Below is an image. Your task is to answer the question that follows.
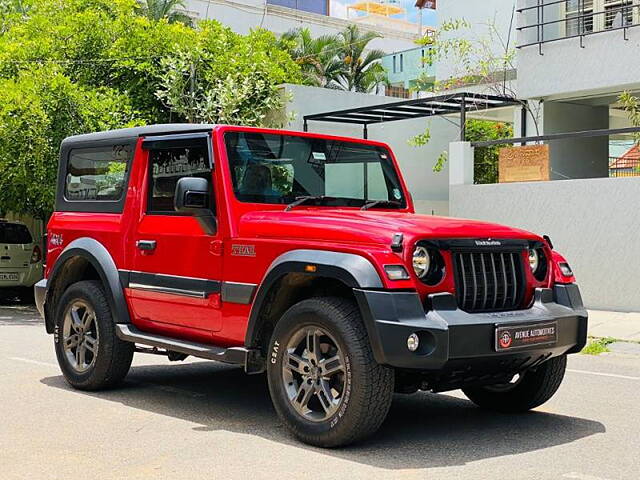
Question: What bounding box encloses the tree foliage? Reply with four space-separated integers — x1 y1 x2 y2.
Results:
282 25 388 93
0 0 301 218
0 66 140 219
136 0 193 25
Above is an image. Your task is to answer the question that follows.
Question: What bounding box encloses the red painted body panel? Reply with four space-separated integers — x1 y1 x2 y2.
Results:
46 125 573 347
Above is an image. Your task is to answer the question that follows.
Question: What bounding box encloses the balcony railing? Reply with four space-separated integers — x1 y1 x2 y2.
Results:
517 0 640 53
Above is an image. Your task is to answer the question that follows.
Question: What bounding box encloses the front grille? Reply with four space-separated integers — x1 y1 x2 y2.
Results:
452 250 525 313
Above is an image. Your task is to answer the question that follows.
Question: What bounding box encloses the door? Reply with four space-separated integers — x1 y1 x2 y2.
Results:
126 133 223 333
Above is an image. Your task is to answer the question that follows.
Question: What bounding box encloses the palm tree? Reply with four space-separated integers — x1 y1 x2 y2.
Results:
280 28 345 88
335 25 388 93
137 0 193 25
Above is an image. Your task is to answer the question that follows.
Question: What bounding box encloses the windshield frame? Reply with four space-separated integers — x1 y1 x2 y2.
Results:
219 127 412 211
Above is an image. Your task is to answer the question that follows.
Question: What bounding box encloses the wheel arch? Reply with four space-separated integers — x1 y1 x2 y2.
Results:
44 238 130 334
244 249 383 351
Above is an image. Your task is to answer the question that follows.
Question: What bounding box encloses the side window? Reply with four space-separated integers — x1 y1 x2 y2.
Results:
65 145 131 201
147 144 212 214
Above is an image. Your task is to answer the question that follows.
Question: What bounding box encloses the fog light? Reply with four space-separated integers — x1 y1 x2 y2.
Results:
407 333 420 352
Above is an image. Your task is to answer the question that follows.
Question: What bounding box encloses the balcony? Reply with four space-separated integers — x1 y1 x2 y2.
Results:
518 0 640 51
516 0 640 100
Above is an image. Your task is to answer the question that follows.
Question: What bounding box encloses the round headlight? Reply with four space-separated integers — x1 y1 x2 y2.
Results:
528 248 539 273
412 246 430 278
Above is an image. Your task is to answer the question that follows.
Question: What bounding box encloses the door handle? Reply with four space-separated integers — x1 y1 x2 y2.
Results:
136 240 157 252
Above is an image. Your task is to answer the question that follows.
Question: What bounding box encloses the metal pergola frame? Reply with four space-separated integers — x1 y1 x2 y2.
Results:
303 92 523 141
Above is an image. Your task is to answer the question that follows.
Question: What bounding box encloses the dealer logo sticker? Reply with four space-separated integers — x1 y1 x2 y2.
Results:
498 331 513 349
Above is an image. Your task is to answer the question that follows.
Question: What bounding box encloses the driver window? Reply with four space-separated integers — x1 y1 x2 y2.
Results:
147 144 213 214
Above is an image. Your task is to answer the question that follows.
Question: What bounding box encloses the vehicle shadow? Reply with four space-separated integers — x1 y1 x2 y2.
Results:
41 360 605 470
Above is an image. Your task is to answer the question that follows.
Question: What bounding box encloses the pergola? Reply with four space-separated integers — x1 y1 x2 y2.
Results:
303 92 523 141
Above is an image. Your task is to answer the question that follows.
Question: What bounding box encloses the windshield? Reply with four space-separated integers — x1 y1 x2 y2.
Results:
0 223 33 244
225 132 406 208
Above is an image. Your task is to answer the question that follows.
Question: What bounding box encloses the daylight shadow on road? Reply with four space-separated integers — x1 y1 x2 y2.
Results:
41 360 605 469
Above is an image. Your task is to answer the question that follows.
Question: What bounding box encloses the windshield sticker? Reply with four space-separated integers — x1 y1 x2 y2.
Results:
392 188 402 200
380 153 388 159
312 152 326 161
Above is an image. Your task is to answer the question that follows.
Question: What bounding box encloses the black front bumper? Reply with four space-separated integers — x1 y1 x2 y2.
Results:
354 284 588 375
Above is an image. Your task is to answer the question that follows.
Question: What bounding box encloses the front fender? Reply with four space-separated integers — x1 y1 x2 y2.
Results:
244 249 384 347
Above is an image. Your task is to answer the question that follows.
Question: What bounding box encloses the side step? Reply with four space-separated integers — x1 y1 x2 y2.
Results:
115 324 265 374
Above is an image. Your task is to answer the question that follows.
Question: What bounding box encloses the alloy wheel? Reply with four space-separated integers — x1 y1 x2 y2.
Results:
62 300 99 373
282 326 346 422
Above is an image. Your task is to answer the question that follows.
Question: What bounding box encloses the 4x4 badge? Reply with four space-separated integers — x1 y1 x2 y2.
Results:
231 244 256 257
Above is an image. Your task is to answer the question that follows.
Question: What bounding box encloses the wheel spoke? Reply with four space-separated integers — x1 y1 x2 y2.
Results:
64 334 79 351
74 344 82 367
316 380 337 415
320 354 344 377
293 382 315 414
285 352 309 375
70 308 83 333
81 310 94 331
84 335 98 354
306 330 321 362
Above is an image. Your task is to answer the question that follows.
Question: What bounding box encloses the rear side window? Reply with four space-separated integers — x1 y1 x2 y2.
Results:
0 223 33 244
64 145 132 202
147 144 211 213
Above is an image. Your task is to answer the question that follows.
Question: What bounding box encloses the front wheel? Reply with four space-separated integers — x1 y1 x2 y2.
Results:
54 280 134 391
462 355 567 413
267 297 394 448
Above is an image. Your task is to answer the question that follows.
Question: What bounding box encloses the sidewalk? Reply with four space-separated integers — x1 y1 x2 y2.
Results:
587 310 640 342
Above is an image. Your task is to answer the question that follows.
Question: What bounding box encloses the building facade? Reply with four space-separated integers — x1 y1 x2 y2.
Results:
183 0 426 53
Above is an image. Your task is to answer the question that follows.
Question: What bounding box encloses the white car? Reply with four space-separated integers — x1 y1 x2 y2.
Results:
0 220 43 302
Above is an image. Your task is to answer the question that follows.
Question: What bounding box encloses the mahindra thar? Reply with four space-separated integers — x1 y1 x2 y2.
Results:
36 124 587 447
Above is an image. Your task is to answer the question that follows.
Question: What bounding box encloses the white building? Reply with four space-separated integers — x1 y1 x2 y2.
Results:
183 0 427 53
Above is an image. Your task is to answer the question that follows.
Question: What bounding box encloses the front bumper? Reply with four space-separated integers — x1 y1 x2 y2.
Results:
355 284 587 378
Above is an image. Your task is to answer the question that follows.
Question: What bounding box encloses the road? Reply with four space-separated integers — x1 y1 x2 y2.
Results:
1 304 639 480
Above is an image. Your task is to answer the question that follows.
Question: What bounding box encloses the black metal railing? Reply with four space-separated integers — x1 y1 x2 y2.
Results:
517 0 640 53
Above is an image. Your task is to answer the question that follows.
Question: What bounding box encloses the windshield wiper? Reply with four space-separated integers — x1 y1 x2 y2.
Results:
360 199 402 211
285 195 326 212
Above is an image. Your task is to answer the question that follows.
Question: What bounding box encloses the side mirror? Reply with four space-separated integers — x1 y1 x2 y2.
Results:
174 177 217 235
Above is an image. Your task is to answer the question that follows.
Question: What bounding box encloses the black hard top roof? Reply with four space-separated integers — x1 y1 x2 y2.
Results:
61 124 218 146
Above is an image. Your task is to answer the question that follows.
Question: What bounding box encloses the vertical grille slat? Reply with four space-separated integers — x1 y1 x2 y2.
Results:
453 249 525 313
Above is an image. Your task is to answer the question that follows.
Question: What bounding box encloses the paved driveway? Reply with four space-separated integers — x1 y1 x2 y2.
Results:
1 305 638 480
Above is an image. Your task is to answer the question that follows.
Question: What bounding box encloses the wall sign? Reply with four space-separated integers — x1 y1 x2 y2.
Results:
499 145 550 183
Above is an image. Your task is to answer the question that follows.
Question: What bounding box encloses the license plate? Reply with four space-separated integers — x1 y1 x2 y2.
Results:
0 273 19 281
495 322 557 351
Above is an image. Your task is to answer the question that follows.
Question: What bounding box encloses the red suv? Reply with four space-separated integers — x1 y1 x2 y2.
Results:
35 124 587 447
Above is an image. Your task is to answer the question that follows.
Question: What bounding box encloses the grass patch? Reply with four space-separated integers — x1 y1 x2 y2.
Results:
581 337 616 355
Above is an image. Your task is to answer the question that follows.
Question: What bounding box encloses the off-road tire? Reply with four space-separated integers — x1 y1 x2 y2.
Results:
267 297 394 448
54 280 134 390
462 355 567 413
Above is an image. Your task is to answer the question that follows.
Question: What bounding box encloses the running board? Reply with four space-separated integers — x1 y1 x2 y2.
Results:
115 324 265 374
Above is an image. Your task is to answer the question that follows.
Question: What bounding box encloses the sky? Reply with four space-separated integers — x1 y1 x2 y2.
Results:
330 0 437 26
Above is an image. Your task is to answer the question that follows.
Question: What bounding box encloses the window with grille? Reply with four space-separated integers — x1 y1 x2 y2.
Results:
565 0 637 35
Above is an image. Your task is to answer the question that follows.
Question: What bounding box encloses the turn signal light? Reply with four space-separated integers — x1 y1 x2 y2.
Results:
384 265 410 281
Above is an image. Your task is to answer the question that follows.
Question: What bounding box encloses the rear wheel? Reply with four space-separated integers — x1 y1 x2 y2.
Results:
54 280 134 390
462 355 567 413
267 297 394 448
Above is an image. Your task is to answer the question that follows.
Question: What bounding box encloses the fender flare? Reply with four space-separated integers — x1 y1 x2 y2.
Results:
45 237 131 333
244 249 383 347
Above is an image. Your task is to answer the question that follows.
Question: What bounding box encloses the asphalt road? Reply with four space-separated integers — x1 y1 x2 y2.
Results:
1 304 639 480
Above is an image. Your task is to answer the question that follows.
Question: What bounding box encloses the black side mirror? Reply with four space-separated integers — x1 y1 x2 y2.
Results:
174 177 217 235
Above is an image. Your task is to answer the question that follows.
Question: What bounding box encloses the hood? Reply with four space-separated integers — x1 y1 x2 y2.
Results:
237 209 541 247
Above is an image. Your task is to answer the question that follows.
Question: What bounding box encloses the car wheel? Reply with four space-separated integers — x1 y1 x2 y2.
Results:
54 280 134 391
462 355 567 413
267 297 394 447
